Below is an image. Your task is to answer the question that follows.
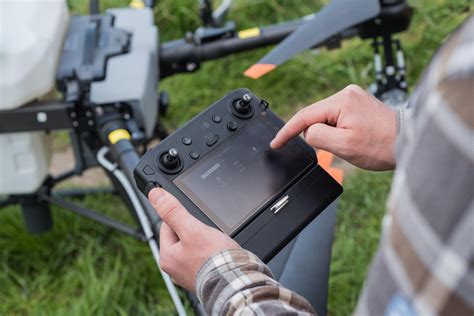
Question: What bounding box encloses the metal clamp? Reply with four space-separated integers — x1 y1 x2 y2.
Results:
271 195 290 214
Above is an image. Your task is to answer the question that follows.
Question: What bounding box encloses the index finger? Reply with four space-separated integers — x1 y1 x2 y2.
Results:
270 93 341 149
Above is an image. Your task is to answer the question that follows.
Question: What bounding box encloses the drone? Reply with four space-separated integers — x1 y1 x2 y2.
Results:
0 0 412 315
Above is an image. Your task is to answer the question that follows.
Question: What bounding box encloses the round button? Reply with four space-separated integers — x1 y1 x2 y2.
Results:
212 115 222 123
189 151 200 160
182 137 192 145
227 121 238 131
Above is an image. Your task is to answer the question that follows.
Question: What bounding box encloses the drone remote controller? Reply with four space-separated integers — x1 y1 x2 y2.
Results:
134 89 342 262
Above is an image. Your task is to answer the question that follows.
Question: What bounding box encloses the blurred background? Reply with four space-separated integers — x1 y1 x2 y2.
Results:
0 0 471 315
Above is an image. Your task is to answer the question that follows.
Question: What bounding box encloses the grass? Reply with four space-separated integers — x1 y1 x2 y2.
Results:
1 0 471 315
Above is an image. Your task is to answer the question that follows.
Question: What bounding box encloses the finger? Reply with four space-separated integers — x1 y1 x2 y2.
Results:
160 222 179 248
149 188 199 238
304 123 348 157
270 94 342 149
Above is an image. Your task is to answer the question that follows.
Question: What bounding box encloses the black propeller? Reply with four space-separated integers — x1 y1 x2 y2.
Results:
244 0 382 79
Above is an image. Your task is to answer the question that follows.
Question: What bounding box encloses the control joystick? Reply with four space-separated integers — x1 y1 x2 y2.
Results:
231 93 254 118
160 148 181 172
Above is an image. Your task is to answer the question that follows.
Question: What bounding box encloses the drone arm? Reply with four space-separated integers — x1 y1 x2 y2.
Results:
159 16 358 78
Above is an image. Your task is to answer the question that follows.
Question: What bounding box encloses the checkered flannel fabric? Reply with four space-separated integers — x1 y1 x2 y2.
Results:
196 248 315 315
196 17 474 316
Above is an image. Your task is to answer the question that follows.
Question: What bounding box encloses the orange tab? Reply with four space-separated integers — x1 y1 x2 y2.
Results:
316 150 343 184
317 150 334 169
244 64 276 79
328 167 344 185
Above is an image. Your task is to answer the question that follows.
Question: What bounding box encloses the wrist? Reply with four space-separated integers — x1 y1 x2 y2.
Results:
196 248 272 310
395 107 414 136
196 248 263 295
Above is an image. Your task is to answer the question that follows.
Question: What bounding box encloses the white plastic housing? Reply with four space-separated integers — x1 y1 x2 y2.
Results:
0 133 52 194
0 0 69 110
0 0 68 194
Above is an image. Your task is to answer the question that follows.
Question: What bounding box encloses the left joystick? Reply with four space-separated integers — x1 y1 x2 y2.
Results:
161 148 180 169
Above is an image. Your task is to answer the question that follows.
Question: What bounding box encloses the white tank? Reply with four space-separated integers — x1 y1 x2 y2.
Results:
0 0 69 194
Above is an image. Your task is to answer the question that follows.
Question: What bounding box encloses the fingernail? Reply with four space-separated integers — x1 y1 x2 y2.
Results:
149 188 166 206
269 139 277 148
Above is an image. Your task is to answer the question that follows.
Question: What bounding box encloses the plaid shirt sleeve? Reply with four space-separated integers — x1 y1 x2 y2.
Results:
356 17 474 315
196 17 474 316
196 248 316 315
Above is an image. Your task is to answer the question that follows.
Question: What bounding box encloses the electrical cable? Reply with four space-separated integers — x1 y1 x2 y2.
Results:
97 147 187 316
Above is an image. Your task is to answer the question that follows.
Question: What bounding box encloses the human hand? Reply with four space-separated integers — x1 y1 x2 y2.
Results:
148 188 240 292
270 85 397 171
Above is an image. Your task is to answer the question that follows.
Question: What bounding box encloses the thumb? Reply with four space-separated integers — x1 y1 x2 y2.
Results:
304 123 348 157
148 188 199 238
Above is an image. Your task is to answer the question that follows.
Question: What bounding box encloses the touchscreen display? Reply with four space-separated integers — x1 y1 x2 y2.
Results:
173 117 313 235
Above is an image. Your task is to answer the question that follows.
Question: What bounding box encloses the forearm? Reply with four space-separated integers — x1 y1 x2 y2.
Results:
196 248 316 315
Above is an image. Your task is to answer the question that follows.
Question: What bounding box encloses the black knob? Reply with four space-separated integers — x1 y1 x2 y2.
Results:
162 148 180 169
233 93 252 114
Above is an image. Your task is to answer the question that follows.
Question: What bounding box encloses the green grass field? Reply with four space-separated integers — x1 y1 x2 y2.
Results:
0 0 471 315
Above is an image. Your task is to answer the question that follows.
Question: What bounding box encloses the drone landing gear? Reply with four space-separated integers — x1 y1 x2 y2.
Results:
21 197 52 234
370 34 409 107
0 194 53 234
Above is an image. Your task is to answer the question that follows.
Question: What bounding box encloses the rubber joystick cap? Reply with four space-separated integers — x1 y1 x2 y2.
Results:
162 148 180 169
234 93 252 115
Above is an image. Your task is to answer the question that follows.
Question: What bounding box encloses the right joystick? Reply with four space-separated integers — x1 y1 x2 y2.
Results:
161 148 180 169
231 93 254 119
234 93 252 115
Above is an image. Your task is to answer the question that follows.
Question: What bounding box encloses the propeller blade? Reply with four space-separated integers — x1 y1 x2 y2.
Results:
244 0 381 79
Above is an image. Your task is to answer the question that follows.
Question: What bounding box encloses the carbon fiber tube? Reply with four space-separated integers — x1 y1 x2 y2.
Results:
159 16 358 78
159 17 310 77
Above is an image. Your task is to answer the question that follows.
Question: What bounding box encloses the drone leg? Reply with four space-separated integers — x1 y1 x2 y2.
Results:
395 39 408 91
20 196 53 234
371 38 385 97
370 35 409 106
382 34 398 92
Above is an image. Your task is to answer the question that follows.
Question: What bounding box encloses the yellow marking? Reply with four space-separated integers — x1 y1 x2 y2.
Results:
238 28 260 39
129 0 145 9
108 129 131 144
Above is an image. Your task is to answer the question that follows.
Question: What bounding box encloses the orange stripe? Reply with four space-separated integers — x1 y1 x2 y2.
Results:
244 64 276 79
317 150 334 169
327 167 344 185
317 150 344 184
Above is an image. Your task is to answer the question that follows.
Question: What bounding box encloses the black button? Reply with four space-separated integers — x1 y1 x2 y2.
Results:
205 134 219 146
212 115 222 123
144 181 162 197
227 121 238 131
189 151 200 160
143 165 155 175
182 137 192 145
